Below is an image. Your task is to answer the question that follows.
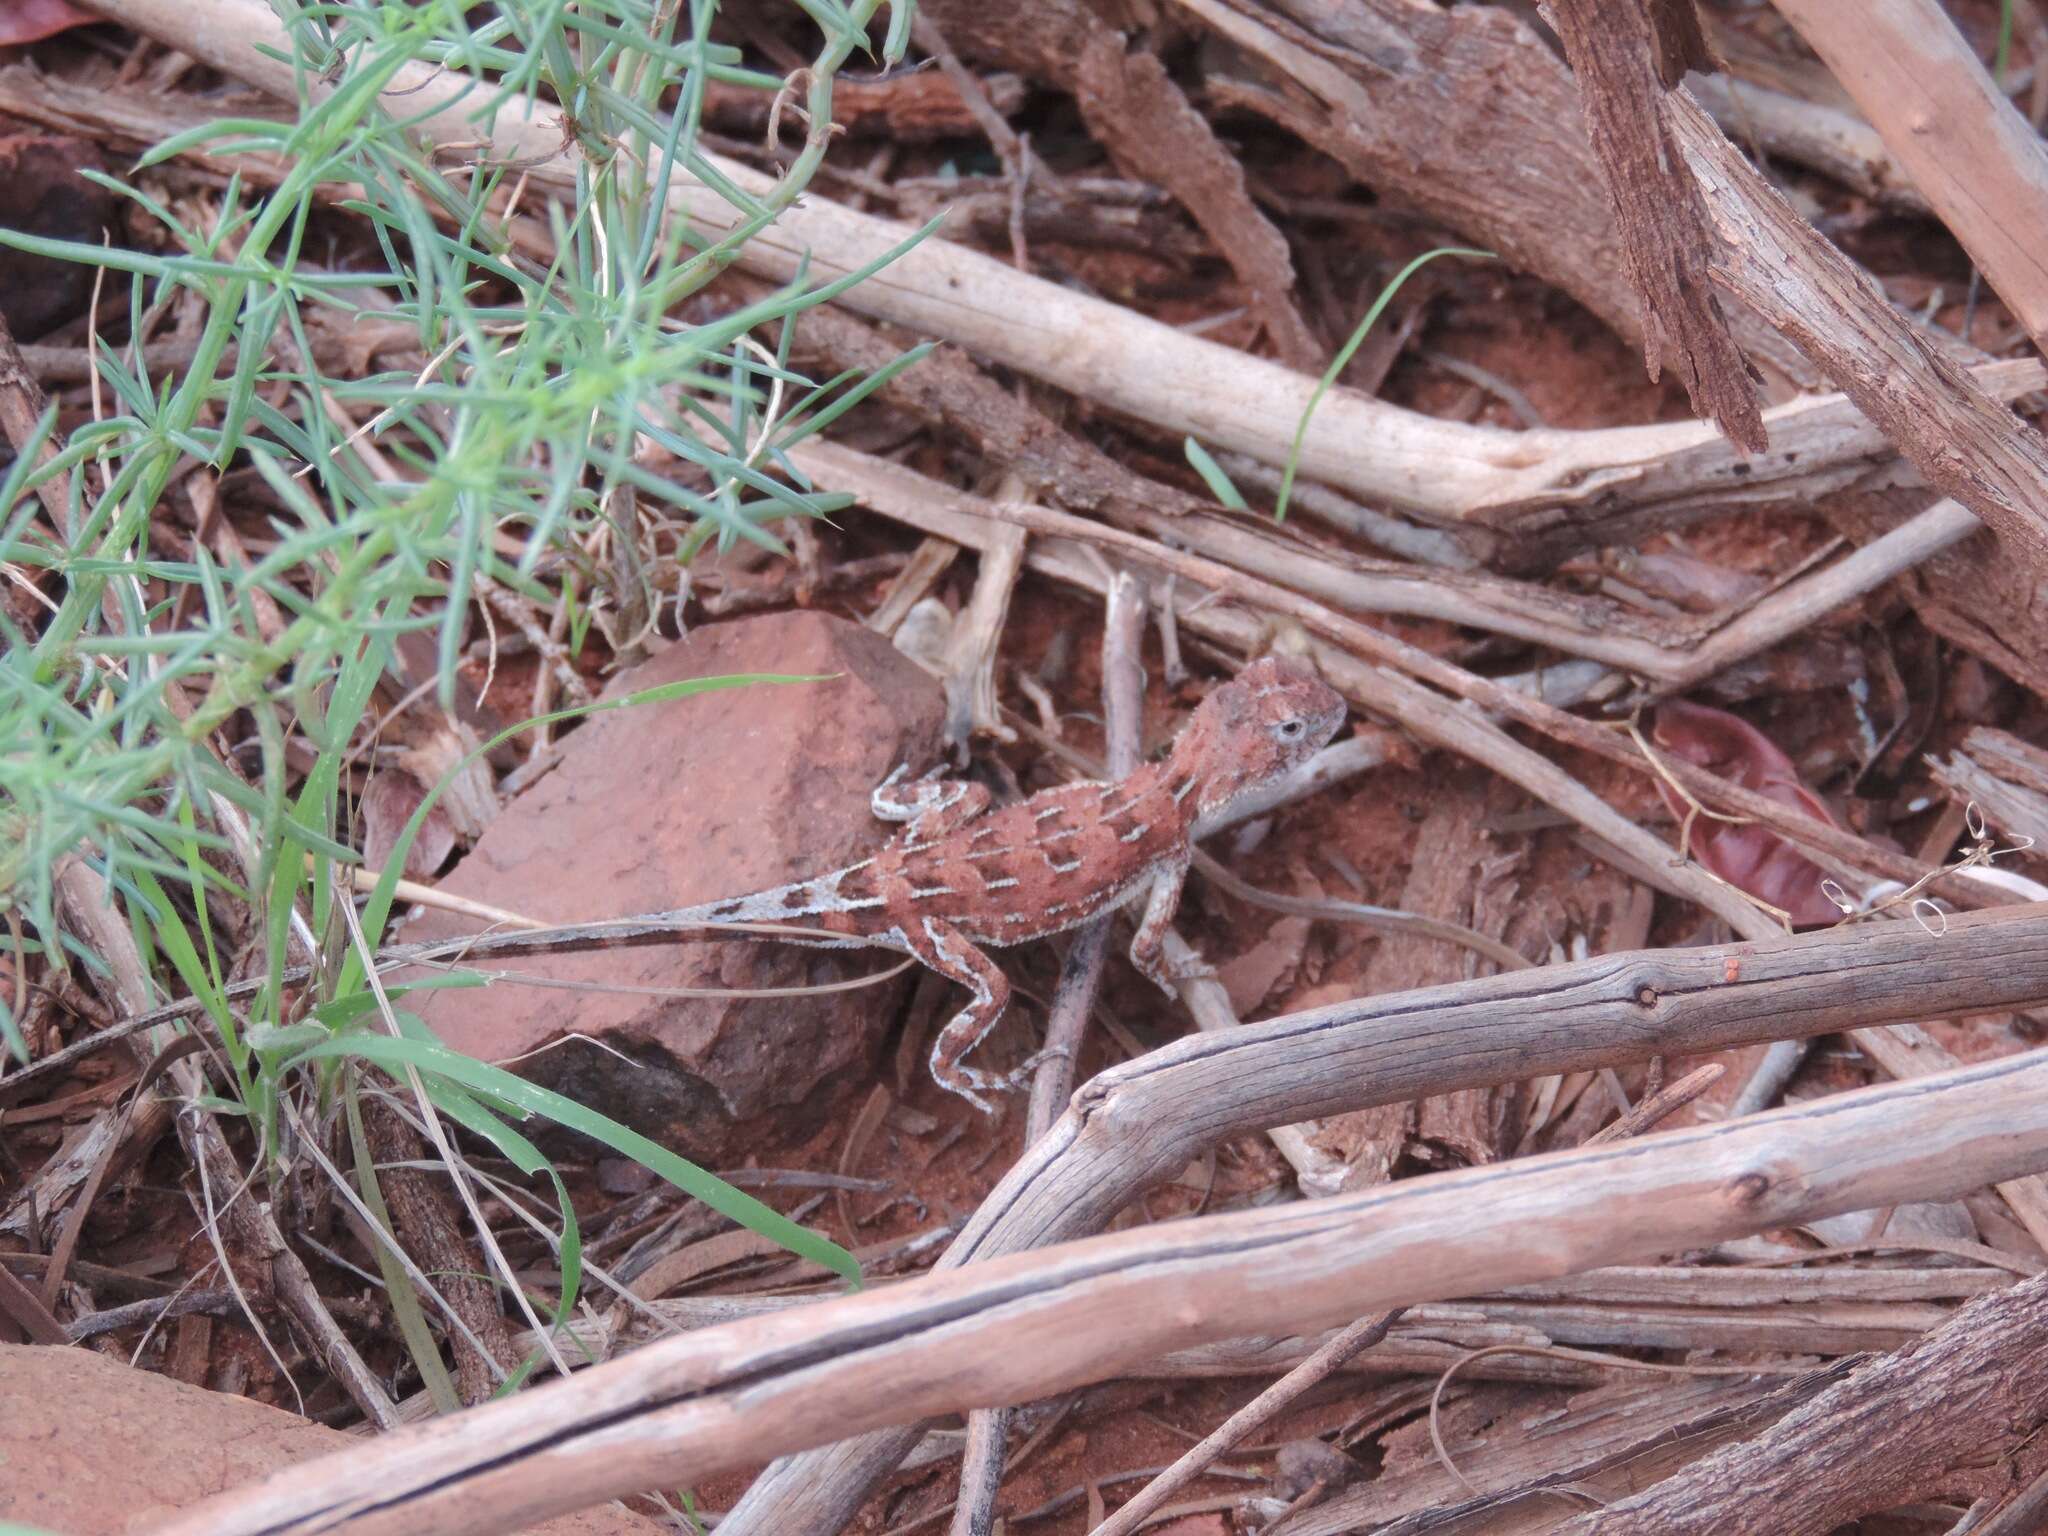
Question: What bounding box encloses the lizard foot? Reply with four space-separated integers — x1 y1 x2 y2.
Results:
998 1043 1073 1094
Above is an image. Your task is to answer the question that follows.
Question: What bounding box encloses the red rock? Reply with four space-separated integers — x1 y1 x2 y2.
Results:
0 1342 662 1535
400 610 944 1156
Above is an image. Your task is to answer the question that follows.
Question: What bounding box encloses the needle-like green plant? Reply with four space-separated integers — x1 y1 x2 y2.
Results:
1 0 920 1388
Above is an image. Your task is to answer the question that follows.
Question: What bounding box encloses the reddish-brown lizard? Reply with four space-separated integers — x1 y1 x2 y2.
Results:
667 655 1346 1111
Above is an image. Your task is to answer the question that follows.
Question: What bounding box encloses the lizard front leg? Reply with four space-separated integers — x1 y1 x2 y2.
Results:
897 915 1014 1115
871 764 992 841
1128 852 1195 996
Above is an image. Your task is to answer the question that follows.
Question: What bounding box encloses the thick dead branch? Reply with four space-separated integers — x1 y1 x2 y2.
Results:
1167 0 2048 678
1556 1272 2048 1533
773 283 1992 682
362 1101 516 1406
1929 727 2048 850
89 0 2043 561
715 901 2048 1536
917 0 1323 367
1668 89 2048 566
1543 0 1765 450
1771 0 2048 354
1684 73 1927 213
1178 0 1810 389
790 438 1988 913
1282 1368 1848 1536
1093 1029 1710 1536
155 1045 2048 1536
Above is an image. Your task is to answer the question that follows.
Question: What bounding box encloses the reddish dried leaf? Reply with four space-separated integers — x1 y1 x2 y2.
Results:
0 0 97 44
1651 700 1843 926
360 770 456 882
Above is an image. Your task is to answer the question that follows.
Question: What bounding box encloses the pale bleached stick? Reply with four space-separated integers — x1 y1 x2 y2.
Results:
1087 1060 1722 1536
153 1034 2048 1536
77 0 2043 540
790 437 2000 913
950 577 1150 1536
712 902 2048 1536
1770 0 2048 352
1651 497 1981 694
1023 571 1146 1132
787 437 1781 943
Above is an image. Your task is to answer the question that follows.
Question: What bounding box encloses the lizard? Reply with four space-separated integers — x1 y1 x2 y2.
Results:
657 653 1347 1113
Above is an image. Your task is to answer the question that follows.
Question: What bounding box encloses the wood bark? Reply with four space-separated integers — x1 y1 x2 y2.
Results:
1556 1273 2048 1534
153 1046 2048 1536
1543 0 1766 450
716 901 2048 1536
1771 0 2048 353
1668 89 2048 568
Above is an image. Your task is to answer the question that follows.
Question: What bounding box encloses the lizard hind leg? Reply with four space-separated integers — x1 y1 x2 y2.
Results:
898 916 1015 1116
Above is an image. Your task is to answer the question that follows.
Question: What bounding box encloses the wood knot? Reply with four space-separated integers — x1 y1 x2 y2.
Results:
1725 1171 1772 1208
1634 984 1659 1008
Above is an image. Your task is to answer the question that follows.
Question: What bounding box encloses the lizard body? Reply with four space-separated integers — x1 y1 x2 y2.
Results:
667 655 1346 1111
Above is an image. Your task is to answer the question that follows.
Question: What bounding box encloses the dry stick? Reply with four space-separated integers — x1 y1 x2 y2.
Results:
791 438 1960 922
50 860 402 1429
89 0 2031 542
153 1044 2048 1536
1668 84 2048 566
789 441 1776 942
1026 570 1147 1131
1091 1313 1406 1536
768 264 1990 686
712 905 2048 1536
1190 852 1532 974
1850 1022 2048 1256
1553 1271 2048 1536
1542 0 1765 452
1652 496 1982 695
1582 1062 1723 1145
1975 1461 2048 1536
1091 1056 1722 1536
1769 0 2048 354
950 576 1149 1536
1682 72 1928 214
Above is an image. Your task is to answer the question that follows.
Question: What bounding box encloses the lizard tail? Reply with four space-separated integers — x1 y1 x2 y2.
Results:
654 858 880 928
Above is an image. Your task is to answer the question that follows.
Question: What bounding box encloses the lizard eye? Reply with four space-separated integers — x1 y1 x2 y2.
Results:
1275 718 1305 741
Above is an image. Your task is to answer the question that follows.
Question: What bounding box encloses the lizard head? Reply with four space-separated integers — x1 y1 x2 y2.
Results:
1172 654 1347 832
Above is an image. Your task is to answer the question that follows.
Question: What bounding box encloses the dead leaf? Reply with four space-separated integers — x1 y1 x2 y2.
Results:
1651 700 1842 926
360 769 456 881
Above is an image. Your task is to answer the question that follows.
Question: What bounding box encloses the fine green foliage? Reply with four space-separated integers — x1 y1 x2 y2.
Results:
1177 246 1492 523
1 0 902 1382
1182 435 1250 512
1273 246 1493 523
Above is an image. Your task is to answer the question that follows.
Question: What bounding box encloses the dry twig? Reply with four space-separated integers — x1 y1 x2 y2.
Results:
154 1042 2048 1536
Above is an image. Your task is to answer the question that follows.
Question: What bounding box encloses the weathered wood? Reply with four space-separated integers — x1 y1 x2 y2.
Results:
1771 0 2048 353
87 0 2044 553
1556 1273 2048 1533
1669 89 2048 566
716 900 2048 1536
1284 1369 1853 1536
1544 0 1765 450
155 1047 2048 1536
